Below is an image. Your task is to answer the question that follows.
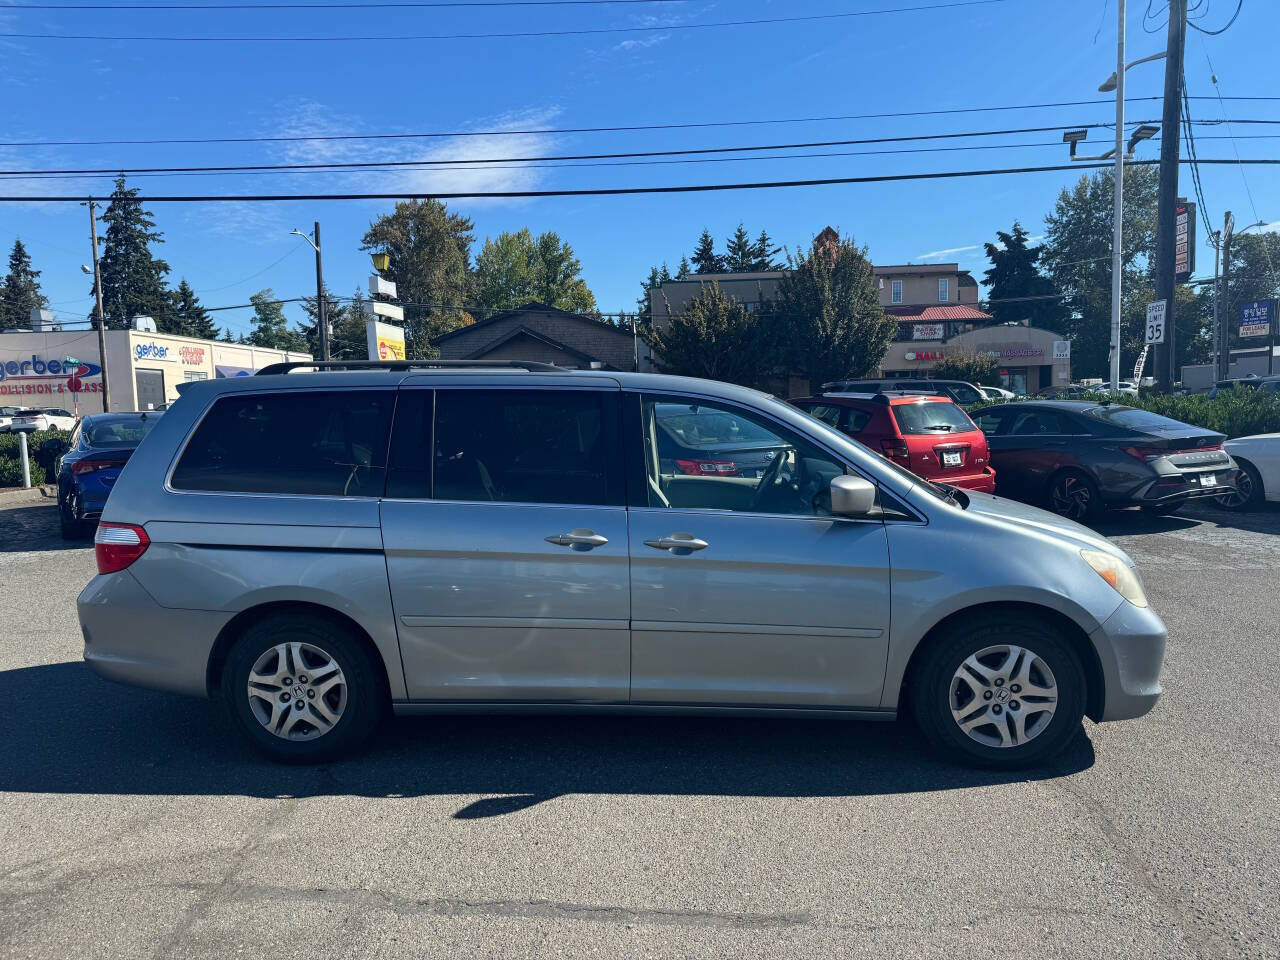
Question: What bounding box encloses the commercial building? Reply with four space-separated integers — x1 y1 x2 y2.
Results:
0 328 310 414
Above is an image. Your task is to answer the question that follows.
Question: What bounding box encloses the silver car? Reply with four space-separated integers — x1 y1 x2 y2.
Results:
78 362 1165 767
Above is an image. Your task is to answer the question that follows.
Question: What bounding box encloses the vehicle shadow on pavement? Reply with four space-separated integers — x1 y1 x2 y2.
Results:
1092 503 1280 538
0 502 86 554
0 661 1095 815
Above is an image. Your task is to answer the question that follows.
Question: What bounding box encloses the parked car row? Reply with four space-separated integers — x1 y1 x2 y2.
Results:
0 406 78 433
789 388 1257 521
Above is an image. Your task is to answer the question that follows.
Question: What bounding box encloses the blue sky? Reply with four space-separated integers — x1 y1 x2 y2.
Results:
1 0 1277 338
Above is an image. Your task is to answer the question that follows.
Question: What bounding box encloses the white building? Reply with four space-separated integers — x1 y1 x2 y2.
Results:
0 328 310 414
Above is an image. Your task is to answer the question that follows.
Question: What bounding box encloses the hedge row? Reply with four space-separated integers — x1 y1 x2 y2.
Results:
0 429 71 488
973 388 1280 439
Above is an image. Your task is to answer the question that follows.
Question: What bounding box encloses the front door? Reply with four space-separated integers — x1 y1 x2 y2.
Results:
627 393 892 708
380 384 632 702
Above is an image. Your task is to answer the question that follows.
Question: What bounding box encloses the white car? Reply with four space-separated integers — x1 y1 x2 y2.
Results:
980 386 1017 400
0 405 33 433
1217 434 1280 510
8 407 78 432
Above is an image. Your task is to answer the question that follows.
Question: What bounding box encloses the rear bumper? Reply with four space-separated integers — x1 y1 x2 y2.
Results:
936 468 996 493
78 570 230 698
1090 600 1166 722
1133 467 1237 506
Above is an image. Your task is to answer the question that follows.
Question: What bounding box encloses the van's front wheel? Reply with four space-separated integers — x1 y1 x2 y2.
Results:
221 614 384 763
910 613 1087 769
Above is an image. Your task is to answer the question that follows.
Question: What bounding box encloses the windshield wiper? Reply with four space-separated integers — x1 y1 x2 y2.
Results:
921 424 954 431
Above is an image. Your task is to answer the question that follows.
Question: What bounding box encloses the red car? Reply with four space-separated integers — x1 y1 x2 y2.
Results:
790 391 996 493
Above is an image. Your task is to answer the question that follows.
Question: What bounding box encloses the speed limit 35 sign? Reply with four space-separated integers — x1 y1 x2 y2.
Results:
1146 300 1167 345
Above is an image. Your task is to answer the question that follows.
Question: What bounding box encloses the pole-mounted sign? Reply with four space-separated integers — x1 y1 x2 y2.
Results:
1146 300 1167 344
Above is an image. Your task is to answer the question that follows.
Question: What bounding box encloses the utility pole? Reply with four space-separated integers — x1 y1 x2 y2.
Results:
1153 0 1187 392
1108 0 1126 395
88 199 111 412
313 220 330 361
1215 212 1234 381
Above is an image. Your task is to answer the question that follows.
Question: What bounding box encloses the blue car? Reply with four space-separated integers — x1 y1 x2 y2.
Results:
48 412 162 539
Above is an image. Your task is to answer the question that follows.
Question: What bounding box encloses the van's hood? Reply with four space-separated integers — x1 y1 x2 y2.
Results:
954 488 1126 559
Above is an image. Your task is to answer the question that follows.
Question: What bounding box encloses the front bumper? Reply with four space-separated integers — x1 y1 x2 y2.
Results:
1089 600 1166 722
78 570 230 698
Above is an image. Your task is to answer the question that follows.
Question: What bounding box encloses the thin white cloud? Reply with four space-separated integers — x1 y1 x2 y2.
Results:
916 244 980 260
614 34 671 52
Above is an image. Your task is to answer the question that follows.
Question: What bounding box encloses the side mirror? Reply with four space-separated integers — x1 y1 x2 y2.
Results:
42 437 66 454
830 475 876 517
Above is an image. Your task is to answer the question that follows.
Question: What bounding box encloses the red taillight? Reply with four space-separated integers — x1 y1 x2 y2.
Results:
94 522 150 574
73 457 127 476
880 439 911 463
674 458 739 476
1123 446 1167 462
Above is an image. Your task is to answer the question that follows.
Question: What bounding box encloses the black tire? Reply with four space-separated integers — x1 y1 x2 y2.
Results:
1216 459 1264 511
1046 469 1101 522
910 611 1087 770
59 486 86 540
221 613 386 763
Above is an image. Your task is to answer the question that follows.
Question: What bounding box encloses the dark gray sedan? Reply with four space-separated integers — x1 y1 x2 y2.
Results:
972 400 1238 520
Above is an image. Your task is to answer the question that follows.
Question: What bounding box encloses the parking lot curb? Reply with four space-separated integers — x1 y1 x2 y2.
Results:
0 484 56 502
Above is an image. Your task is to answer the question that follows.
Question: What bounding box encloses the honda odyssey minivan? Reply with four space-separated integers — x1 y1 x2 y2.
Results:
78 362 1166 768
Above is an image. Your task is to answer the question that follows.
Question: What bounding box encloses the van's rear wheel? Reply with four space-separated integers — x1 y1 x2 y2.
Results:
221 614 384 763
910 612 1087 769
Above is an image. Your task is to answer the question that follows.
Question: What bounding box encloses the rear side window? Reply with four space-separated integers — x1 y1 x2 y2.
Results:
800 404 844 429
171 390 394 497
431 389 623 506
892 401 976 435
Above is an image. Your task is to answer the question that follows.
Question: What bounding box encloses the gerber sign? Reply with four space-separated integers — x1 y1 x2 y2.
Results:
0 354 102 399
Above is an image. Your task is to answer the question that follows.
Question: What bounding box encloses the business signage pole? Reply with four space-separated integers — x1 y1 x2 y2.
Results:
88 199 111 412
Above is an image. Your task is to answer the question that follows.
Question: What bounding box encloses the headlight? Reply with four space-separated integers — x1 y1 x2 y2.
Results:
1080 549 1148 608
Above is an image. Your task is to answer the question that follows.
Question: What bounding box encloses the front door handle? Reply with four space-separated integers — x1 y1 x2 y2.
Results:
643 532 709 553
545 528 609 550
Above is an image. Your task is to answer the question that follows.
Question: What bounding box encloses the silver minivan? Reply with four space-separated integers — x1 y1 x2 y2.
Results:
78 362 1166 767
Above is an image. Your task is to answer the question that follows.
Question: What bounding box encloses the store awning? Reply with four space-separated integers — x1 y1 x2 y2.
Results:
215 365 252 378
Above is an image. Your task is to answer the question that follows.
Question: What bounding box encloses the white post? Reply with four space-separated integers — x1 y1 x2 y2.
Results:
18 432 31 489
1109 0 1126 395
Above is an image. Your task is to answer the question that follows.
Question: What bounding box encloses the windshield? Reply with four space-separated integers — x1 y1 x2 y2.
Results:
654 402 778 448
85 417 160 447
892 401 976 435
945 382 985 404
1083 406 1203 432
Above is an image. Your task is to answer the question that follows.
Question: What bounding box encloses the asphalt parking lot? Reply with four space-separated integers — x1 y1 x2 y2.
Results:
1 493 1277 960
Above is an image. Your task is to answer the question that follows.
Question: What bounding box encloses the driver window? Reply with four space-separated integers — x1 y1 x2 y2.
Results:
641 395 846 517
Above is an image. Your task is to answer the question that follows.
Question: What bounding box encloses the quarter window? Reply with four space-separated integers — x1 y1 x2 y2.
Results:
431 389 623 506
641 395 846 517
171 390 394 496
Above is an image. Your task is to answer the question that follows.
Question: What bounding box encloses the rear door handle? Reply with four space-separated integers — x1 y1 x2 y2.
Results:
643 533 709 553
545 529 609 549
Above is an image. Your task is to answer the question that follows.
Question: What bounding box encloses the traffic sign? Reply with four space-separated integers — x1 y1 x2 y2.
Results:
1146 301 1166 345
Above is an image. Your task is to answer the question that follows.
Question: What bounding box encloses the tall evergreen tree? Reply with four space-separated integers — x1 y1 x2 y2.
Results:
246 288 307 351
750 229 782 271
635 263 673 325
93 175 171 330
167 278 218 339
981 222 1068 330
301 283 367 359
675 256 691 280
1 238 48 332
362 199 474 359
691 229 722 275
724 224 755 272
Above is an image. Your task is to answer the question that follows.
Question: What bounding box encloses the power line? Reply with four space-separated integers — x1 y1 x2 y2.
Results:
1188 0 1244 34
8 96 1277 149
4 157 1278 203
0 0 1012 41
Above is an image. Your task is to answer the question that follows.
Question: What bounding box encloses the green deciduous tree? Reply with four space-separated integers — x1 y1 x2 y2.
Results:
932 351 1000 386
1 239 47 332
691 229 722 275
645 283 764 387
94 175 172 330
167 278 218 339
981 221 1068 330
1219 231 1280 355
473 228 598 317
768 233 895 387
362 199 474 359
246 288 307 351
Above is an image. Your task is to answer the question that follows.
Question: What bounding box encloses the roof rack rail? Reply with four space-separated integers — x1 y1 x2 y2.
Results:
254 359 566 376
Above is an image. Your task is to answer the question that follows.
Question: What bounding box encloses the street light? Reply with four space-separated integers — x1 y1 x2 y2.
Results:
290 224 329 361
1065 0 1167 395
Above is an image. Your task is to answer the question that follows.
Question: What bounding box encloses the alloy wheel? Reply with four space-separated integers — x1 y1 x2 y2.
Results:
1215 469 1252 509
246 642 347 741
949 644 1058 749
1050 476 1091 520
